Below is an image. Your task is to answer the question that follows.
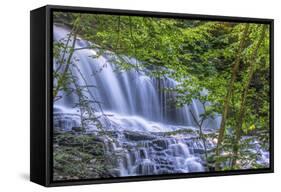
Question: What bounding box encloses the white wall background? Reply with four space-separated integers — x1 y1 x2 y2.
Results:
0 0 279 191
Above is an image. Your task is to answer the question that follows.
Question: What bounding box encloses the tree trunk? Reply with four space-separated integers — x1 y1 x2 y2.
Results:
215 24 250 171
231 25 266 168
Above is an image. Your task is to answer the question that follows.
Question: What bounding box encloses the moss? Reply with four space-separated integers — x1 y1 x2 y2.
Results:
165 128 197 136
53 132 116 180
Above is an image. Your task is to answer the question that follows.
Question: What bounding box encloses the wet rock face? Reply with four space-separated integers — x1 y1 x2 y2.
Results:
53 109 216 177
106 130 210 176
53 112 82 132
53 113 212 177
123 131 156 141
152 139 170 150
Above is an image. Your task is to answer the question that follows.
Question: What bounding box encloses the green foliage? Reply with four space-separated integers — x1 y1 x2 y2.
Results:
53 12 270 172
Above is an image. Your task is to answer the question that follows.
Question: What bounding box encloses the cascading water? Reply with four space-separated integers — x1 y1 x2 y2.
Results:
53 24 220 176
54 25 221 127
53 25 268 177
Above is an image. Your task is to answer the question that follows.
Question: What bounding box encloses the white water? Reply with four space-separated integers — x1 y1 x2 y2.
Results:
54 25 222 129
52 25 268 176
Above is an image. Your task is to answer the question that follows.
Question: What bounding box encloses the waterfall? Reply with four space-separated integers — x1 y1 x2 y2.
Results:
53 25 222 176
54 25 221 128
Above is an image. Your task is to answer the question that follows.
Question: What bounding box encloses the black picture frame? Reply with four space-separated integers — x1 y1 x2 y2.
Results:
30 4 274 187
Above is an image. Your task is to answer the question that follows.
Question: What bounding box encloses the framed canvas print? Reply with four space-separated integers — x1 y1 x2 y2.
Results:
30 5 274 187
